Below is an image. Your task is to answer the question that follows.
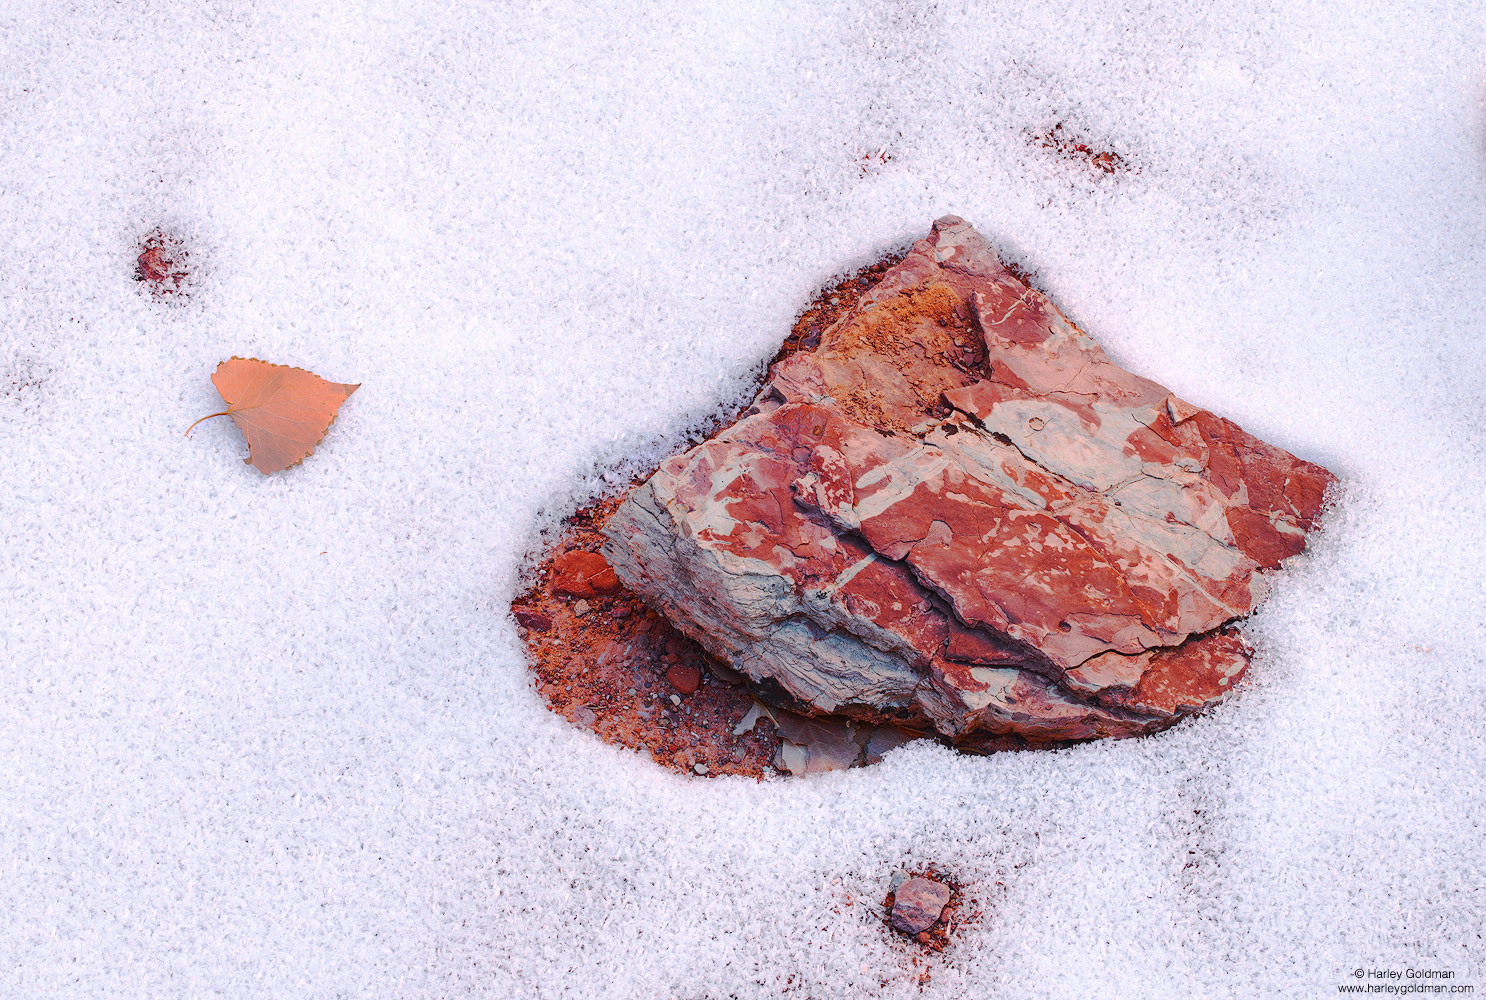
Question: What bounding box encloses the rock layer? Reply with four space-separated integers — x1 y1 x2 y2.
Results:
601 217 1336 748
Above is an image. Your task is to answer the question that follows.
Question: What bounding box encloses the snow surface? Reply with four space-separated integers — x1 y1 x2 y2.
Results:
2 2 1483 997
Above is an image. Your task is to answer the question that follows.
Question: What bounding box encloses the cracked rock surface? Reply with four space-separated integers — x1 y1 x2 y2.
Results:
602 217 1337 749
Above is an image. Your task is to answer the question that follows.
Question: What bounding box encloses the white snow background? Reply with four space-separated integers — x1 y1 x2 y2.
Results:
2 1 1483 997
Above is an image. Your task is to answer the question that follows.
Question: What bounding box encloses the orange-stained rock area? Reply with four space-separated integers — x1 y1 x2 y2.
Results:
514 250 908 780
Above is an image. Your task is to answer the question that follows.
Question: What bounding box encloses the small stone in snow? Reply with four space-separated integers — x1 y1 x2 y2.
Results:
693 763 708 775
890 876 952 935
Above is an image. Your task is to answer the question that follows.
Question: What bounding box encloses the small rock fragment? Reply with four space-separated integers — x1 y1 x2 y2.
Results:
776 741 808 775
693 763 708 775
134 231 189 295
732 701 767 736
550 550 621 598
771 709 862 773
665 661 701 695
513 608 553 633
573 599 591 617
573 706 597 727
137 246 173 282
890 877 952 935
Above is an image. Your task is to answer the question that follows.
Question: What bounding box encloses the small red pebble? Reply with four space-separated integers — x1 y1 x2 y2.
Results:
665 662 701 695
134 231 189 294
137 246 172 282
513 608 553 632
551 551 621 598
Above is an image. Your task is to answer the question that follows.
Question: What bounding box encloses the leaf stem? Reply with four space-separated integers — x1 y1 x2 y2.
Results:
184 410 233 437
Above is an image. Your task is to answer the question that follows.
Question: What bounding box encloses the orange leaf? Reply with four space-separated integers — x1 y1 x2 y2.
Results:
187 357 359 474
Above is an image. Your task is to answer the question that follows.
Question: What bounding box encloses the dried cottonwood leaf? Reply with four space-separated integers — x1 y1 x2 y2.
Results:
187 357 359 474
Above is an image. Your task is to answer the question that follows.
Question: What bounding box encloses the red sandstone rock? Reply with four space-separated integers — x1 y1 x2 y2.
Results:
601 217 1336 748
890 877 952 935
550 551 620 598
665 661 701 695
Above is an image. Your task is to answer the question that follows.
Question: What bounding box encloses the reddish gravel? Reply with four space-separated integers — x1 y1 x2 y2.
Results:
1031 122 1132 175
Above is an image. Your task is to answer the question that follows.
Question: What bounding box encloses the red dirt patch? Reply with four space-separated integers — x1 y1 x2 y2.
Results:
515 494 783 779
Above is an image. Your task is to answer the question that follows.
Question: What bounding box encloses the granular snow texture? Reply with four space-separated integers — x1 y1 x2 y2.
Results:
2 3 1483 998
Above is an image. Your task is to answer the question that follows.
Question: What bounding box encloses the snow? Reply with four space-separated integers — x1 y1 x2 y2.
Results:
2 1 1483 997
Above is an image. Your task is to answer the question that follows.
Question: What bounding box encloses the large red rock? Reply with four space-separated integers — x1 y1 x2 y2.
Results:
601 218 1336 748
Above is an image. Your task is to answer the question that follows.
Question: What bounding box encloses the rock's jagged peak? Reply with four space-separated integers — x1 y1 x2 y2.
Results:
602 217 1336 749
